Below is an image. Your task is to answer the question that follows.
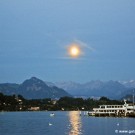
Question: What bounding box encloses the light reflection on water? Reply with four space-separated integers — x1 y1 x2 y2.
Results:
1 112 135 135
68 111 82 135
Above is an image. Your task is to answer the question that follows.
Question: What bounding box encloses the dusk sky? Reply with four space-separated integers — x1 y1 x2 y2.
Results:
0 0 135 83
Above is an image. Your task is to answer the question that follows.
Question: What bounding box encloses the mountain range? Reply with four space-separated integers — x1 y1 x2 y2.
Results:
0 77 134 100
0 77 71 99
119 80 135 88
53 80 135 99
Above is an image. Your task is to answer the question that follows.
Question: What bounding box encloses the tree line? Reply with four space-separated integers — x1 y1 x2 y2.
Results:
0 93 126 111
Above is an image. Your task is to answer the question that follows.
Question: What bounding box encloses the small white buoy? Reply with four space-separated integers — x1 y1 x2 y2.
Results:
49 122 52 126
50 113 55 117
117 123 119 126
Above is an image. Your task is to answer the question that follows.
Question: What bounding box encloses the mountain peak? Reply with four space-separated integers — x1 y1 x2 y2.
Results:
30 77 39 80
23 77 46 85
0 77 71 99
29 77 43 82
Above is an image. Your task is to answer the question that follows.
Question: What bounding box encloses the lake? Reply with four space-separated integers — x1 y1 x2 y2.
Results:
0 111 135 135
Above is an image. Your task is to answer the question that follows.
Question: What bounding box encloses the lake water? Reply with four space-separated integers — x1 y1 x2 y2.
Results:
0 111 135 135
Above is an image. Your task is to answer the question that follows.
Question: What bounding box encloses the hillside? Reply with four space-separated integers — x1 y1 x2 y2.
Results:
0 77 71 99
54 80 131 99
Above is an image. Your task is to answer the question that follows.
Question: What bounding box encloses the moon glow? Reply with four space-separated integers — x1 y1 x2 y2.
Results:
68 44 81 58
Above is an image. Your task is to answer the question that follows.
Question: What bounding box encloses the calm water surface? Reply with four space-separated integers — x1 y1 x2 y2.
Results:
0 111 135 135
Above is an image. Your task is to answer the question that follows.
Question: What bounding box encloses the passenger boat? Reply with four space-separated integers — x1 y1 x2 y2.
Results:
88 100 135 117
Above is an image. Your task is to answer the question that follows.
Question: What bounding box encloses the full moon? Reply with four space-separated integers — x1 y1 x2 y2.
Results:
68 44 81 58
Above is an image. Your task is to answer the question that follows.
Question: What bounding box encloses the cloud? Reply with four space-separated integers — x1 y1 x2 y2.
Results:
73 39 95 52
56 56 87 61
